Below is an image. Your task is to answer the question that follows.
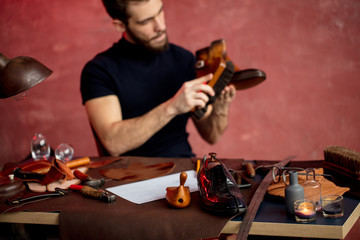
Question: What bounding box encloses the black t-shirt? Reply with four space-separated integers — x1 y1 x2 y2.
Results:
81 38 196 157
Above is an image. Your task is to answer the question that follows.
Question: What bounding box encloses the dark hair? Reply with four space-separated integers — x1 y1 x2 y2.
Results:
102 0 148 24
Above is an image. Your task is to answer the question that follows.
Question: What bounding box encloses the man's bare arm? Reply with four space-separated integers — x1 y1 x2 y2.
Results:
192 84 236 144
85 74 214 156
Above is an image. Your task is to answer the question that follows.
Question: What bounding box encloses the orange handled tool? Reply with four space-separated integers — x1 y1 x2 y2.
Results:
70 185 115 203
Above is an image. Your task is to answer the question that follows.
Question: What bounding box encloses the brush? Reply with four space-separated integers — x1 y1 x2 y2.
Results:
324 145 360 180
192 60 235 119
192 39 235 119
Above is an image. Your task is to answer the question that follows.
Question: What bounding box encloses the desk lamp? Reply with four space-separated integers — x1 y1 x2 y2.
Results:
0 53 52 200
0 53 52 98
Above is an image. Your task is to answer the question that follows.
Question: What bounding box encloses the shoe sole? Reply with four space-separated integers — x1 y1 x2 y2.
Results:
200 201 247 216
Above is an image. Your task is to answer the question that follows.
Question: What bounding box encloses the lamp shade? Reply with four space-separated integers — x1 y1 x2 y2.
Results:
0 53 52 98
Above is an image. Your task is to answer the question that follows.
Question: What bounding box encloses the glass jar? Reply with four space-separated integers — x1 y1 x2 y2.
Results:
30 133 50 161
55 143 74 162
302 168 321 211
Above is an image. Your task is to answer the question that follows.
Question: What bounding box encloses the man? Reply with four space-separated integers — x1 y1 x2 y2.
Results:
80 0 236 158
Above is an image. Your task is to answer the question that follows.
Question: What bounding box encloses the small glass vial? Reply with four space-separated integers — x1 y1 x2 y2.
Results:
302 168 321 211
55 143 74 162
31 133 50 161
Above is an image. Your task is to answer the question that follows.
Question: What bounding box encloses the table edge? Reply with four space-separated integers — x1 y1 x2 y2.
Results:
221 203 360 239
0 211 59 225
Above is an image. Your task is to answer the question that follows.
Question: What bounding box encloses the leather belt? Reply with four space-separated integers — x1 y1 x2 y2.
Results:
236 155 296 240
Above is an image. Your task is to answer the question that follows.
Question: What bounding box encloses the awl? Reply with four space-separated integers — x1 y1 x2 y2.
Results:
70 184 115 203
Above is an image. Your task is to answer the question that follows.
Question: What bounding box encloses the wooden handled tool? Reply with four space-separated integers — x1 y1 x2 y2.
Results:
70 185 115 203
192 40 235 119
244 162 255 178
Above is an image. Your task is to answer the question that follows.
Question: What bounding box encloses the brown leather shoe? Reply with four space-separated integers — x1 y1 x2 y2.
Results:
195 39 266 91
197 153 247 215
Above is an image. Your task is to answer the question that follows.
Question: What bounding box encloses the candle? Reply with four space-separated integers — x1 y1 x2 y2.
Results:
323 203 342 215
295 208 316 219
321 195 344 218
294 199 316 223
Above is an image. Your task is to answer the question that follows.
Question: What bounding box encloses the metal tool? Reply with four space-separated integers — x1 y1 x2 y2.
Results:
7 188 68 205
73 170 105 189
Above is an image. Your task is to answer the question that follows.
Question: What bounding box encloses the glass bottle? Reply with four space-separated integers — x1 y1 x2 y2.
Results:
285 171 304 214
302 168 321 211
30 133 50 161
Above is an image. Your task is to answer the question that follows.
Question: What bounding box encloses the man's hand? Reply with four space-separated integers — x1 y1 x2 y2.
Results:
166 73 215 116
212 84 236 116
192 84 236 144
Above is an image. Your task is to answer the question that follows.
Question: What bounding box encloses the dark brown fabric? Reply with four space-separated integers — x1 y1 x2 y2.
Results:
1 157 312 239
2 158 344 239
59 157 240 240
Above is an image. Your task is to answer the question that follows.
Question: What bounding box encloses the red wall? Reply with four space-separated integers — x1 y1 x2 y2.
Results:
1 0 360 165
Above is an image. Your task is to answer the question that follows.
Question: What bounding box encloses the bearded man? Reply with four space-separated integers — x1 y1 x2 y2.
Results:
80 0 236 157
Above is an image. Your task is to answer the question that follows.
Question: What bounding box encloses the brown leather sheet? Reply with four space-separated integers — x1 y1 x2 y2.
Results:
268 168 350 198
58 157 240 240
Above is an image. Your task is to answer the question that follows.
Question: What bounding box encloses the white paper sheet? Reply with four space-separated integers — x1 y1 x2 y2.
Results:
106 170 199 204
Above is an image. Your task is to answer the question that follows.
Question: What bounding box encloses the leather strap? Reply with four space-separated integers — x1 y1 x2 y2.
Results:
7 188 68 205
236 155 296 240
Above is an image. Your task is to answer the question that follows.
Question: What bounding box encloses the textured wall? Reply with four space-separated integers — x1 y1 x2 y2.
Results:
1 0 360 166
